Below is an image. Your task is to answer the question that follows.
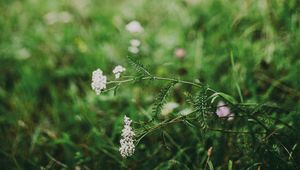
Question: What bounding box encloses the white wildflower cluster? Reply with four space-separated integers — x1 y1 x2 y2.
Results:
112 65 126 79
125 20 144 33
128 39 141 54
119 116 135 158
91 68 107 95
91 65 126 94
44 11 73 25
126 20 143 54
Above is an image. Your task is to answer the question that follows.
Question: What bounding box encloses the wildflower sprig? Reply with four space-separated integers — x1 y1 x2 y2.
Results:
91 56 297 166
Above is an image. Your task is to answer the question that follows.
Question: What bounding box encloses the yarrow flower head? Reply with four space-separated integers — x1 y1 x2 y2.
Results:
125 20 144 33
119 115 135 158
128 46 139 54
91 68 107 95
44 11 73 25
112 65 126 79
128 39 141 54
130 39 141 47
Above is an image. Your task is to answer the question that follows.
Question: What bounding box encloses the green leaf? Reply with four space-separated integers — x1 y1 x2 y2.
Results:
230 51 244 103
208 160 214 170
228 160 233 170
209 92 237 104
183 119 195 127
152 81 176 117
127 56 152 77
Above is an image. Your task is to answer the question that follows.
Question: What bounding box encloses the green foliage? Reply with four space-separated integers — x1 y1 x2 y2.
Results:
208 161 214 170
127 56 152 78
152 81 176 117
1 0 300 169
228 160 233 170
190 87 210 129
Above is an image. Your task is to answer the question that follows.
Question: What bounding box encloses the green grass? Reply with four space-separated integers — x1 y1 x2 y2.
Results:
1 0 300 169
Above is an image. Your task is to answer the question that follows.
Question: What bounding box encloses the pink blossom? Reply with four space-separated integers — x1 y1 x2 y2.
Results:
216 101 234 120
174 48 186 59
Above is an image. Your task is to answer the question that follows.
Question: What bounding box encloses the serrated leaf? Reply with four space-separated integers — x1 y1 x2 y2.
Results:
152 81 176 117
127 56 152 77
184 119 195 127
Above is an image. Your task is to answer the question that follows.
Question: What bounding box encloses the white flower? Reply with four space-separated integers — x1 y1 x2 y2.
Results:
17 120 26 128
119 116 135 158
161 102 179 116
228 113 235 121
112 65 126 79
91 68 107 95
128 39 141 54
130 39 141 47
44 11 73 25
125 20 143 33
180 108 193 116
16 48 31 60
128 46 139 54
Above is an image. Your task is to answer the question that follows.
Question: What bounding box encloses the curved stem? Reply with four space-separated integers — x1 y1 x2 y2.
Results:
107 76 217 92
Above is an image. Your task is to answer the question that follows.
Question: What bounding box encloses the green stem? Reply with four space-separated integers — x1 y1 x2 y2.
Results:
107 76 217 93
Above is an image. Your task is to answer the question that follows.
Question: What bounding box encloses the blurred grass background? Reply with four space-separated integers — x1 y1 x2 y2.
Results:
0 0 300 169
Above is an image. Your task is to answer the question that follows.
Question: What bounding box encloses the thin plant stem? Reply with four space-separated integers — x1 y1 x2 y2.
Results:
107 76 218 93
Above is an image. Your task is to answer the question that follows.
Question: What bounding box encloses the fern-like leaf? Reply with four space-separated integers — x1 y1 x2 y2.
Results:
152 81 176 117
127 56 152 77
192 86 209 129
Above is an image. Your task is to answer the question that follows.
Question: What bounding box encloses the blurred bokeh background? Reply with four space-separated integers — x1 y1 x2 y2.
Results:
1 0 300 169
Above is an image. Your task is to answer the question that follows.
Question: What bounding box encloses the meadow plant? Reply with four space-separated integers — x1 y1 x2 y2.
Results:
91 56 299 170
2 0 300 169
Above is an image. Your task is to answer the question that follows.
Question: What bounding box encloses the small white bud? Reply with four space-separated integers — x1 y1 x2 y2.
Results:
112 65 126 79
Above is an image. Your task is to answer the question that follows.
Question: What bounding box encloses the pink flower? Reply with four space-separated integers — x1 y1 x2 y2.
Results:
174 48 186 59
216 101 234 120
